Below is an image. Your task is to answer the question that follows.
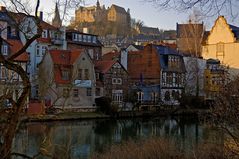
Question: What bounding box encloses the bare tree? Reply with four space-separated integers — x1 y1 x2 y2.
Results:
0 0 84 158
145 0 239 18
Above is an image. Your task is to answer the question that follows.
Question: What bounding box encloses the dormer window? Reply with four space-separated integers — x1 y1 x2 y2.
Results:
78 34 82 41
87 35 91 42
2 45 8 55
93 36 96 43
83 35 87 42
62 70 70 80
42 30 48 38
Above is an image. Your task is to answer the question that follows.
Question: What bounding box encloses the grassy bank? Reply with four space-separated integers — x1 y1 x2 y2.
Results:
20 108 209 122
91 137 230 159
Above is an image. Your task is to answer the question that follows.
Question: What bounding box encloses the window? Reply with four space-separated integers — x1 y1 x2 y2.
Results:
73 89 79 97
84 69 89 80
42 30 48 38
36 45 40 56
137 91 144 102
12 71 18 81
62 70 69 80
78 69 82 79
151 92 157 102
87 35 91 42
0 66 6 79
112 92 123 103
63 88 69 97
93 36 96 43
2 45 8 55
83 35 87 42
42 46 47 55
96 73 100 80
78 34 82 41
117 78 122 84
112 78 122 85
73 33 78 41
87 88 92 96
217 43 224 52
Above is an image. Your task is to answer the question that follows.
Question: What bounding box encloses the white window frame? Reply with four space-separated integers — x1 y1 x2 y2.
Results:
42 46 47 55
2 45 8 55
42 29 48 38
78 34 82 41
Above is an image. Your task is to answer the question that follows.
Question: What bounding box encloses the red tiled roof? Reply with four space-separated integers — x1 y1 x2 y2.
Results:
102 51 120 61
95 60 116 74
49 49 82 65
6 39 29 62
40 21 57 30
37 38 51 43
49 49 83 84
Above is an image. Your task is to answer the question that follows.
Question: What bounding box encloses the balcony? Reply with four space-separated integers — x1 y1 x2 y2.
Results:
51 38 64 45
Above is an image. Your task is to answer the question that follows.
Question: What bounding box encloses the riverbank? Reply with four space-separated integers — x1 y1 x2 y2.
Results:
22 108 209 122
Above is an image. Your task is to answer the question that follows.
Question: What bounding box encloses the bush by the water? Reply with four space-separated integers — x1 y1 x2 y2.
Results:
95 97 118 115
180 96 207 108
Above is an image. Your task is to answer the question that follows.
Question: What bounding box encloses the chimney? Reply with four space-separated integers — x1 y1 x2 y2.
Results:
38 11 43 20
0 6 6 12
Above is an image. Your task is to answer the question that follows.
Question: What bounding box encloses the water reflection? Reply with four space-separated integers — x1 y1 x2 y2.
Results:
12 117 223 159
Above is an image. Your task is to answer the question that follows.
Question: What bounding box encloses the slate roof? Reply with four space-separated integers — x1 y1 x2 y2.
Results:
111 4 127 14
154 45 186 72
139 27 160 35
229 24 239 40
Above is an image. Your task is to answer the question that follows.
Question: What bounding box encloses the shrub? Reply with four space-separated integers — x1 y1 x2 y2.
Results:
95 97 118 115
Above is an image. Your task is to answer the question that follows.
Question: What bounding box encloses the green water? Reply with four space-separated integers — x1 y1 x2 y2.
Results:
12 116 223 159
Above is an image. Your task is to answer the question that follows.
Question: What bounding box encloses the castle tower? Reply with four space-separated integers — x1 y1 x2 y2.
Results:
96 0 100 9
52 3 62 28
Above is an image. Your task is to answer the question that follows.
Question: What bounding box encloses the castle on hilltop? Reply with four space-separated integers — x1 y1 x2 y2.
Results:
72 0 131 36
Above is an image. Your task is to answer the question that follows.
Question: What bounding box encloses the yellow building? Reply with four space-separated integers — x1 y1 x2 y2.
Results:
204 59 225 100
202 16 239 76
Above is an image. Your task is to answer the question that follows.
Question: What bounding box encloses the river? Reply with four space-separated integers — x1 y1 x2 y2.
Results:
12 116 223 159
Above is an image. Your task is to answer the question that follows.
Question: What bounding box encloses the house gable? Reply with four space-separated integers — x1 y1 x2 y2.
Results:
207 16 235 45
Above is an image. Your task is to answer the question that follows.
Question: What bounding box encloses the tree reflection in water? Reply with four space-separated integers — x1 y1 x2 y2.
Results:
12 117 223 159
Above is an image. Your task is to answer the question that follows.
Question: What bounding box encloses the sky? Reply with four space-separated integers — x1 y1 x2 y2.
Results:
28 0 239 30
